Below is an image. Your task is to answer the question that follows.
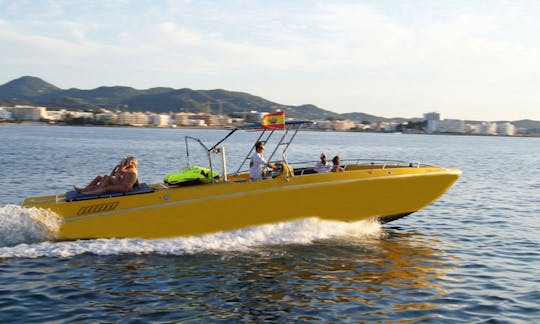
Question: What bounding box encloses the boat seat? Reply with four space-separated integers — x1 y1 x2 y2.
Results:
294 167 318 176
65 183 155 202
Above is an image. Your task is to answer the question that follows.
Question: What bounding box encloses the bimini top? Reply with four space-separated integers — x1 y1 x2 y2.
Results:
236 120 314 131
209 120 315 152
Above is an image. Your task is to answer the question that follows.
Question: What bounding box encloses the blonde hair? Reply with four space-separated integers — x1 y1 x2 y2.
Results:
119 157 128 167
126 156 138 167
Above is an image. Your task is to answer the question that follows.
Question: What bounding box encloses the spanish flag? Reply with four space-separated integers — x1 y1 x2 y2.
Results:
261 111 285 129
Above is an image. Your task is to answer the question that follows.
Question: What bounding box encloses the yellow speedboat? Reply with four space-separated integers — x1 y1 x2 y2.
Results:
22 120 461 240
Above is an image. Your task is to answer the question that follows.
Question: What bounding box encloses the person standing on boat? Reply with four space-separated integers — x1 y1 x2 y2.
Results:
314 153 332 173
250 141 276 181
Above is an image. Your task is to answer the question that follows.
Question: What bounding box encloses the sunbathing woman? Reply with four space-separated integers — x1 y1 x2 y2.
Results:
75 157 128 193
82 156 139 195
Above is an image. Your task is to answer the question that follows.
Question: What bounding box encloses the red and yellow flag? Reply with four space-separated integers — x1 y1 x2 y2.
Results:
261 111 285 129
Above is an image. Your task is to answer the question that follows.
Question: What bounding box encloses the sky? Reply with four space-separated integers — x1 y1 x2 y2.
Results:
1 0 539 121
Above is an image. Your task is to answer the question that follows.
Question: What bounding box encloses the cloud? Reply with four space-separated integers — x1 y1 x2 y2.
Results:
1 1 537 81
158 21 177 33
0 1 539 119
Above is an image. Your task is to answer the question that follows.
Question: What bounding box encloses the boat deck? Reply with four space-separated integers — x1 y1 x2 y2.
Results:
22 161 442 206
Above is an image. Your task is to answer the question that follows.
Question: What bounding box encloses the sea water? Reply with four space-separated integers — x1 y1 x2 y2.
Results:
0 125 538 322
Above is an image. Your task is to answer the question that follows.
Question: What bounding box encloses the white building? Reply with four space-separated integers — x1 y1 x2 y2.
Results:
173 112 192 126
1 105 47 121
186 119 207 127
117 112 149 126
424 112 441 120
425 120 438 133
423 111 466 134
151 114 171 127
173 112 213 127
424 112 441 134
475 122 497 135
95 112 117 122
437 119 466 133
190 113 219 126
246 111 266 123
46 109 68 121
332 120 356 131
383 122 399 132
0 108 12 120
314 120 332 130
354 122 373 131
71 111 94 119
216 115 232 126
496 122 516 136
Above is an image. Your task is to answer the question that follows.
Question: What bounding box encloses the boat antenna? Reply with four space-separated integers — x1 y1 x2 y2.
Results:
208 128 238 152
184 136 192 168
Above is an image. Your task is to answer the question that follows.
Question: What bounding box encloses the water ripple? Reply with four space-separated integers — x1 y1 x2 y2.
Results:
1 126 539 322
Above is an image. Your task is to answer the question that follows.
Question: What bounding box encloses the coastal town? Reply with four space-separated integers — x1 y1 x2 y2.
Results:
0 104 537 136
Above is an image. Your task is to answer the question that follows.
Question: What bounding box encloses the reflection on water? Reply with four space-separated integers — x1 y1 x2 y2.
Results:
4 229 451 322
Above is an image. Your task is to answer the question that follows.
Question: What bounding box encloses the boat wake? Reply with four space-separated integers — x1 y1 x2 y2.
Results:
0 209 382 259
0 205 61 248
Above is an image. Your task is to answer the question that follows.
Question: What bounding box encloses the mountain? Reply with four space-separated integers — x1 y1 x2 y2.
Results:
512 119 540 133
3 76 537 126
340 112 391 123
0 76 353 121
0 76 61 100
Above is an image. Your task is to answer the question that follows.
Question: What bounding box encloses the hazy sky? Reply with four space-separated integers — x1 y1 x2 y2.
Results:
1 0 539 121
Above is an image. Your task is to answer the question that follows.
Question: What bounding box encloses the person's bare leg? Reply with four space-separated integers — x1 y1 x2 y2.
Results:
83 184 129 195
75 176 102 192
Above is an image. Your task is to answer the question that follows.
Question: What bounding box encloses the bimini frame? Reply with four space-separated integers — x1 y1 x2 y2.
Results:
185 120 314 183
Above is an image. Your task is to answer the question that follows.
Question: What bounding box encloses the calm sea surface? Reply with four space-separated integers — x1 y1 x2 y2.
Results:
0 125 539 323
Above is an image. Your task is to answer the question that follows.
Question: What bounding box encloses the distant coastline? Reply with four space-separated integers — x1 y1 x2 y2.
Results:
2 76 538 124
2 120 538 138
1 77 539 136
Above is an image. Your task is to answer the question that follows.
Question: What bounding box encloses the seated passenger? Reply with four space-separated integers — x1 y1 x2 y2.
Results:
314 153 332 173
75 157 128 193
331 155 345 172
82 156 139 194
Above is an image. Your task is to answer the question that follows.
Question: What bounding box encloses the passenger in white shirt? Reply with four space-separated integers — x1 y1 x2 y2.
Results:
250 141 276 180
314 153 332 173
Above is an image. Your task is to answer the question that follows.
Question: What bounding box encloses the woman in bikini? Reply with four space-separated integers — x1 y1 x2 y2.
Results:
81 156 139 195
75 157 128 193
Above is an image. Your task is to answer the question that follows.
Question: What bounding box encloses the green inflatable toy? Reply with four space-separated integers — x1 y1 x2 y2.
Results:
164 166 219 185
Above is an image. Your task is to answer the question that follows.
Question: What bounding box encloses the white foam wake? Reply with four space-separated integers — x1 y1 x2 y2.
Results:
0 205 61 247
0 211 382 259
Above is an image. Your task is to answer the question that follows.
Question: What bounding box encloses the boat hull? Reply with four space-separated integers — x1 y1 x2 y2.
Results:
22 166 461 240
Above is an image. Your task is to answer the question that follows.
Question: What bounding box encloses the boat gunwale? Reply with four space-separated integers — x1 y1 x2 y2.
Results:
21 160 456 205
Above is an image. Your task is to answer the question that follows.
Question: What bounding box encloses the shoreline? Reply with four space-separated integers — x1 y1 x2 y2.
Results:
1 121 539 137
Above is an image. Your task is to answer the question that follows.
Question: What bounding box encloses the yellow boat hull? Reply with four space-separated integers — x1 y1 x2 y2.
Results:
22 165 461 240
